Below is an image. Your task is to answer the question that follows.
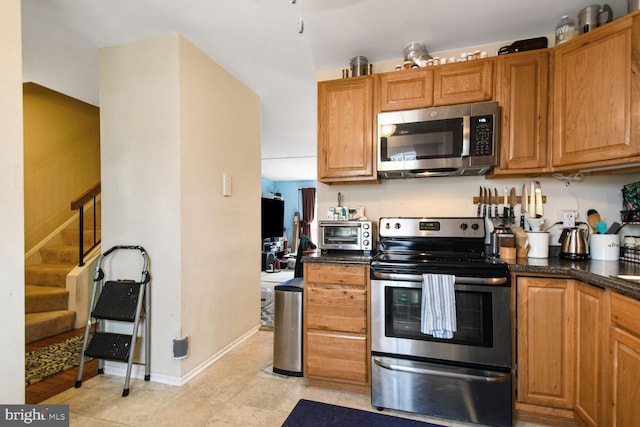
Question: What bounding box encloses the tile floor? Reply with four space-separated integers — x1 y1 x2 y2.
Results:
43 330 547 426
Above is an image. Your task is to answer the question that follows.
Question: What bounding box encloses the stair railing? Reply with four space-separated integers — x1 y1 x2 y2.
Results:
71 182 101 266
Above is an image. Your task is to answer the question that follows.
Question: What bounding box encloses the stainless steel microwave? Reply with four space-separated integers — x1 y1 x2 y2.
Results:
318 220 375 251
377 102 499 178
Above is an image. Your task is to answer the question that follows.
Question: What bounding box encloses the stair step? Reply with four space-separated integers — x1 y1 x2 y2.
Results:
25 263 75 288
25 285 69 313
84 332 133 362
40 245 79 264
60 229 101 247
25 310 76 344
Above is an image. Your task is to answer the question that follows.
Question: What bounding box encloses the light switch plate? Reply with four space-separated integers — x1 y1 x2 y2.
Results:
222 174 232 197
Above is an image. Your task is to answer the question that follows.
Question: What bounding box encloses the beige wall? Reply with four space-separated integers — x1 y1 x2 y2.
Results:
0 0 25 403
178 36 261 375
100 34 261 383
23 82 100 251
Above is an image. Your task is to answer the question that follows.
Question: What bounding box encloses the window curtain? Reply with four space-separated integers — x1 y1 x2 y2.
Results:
301 187 316 237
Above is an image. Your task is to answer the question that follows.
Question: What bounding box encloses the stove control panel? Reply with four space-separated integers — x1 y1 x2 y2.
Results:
379 217 485 239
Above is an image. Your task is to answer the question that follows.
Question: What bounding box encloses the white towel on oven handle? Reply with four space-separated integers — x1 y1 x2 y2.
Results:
421 273 457 339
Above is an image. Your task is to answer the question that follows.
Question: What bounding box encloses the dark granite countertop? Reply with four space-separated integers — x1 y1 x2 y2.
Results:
303 250 372 265
506 256 640 300
304 250 640 300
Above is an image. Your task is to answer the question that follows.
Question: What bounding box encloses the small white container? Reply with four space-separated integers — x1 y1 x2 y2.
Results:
590 234 620 261
527 231 550 259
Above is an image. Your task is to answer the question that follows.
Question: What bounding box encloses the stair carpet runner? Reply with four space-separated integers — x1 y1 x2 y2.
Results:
25 222 99 344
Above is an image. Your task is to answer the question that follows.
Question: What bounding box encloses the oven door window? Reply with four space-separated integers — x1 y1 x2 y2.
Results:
322 226 359 245
385 286 493 347
380 118 464 162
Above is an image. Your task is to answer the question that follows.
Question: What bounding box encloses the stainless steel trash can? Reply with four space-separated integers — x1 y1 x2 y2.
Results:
273 277 303 376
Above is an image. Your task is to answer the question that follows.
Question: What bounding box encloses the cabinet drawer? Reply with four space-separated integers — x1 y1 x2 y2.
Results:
611 292 640 335
306 263 368 286
306 286 366 333
306 331 368 383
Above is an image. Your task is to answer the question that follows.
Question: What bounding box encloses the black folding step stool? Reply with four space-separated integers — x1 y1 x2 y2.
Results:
75 245 151 397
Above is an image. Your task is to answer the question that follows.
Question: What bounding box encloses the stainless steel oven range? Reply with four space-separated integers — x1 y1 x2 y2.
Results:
370 217 512 427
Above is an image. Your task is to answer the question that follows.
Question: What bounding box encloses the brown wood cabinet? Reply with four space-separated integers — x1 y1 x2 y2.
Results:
303 263 370 393
607 292 640 426
574 282 606 427
515 275 640 426
516 276 575 418
378 68 433 111
494 50 549 175
433 58 495 105
317 76 377 183
552 13 640 170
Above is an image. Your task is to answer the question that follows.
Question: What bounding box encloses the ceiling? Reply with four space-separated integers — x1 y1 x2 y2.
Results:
21 0 628 181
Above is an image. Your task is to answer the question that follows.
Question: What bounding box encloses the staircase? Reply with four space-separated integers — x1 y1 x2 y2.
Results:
25 215 100 344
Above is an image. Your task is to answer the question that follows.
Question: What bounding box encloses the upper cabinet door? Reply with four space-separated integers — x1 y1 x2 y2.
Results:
494 50 549 175
552 14 640 169
433 58 495 105
317 76 377 183
378 69 433 111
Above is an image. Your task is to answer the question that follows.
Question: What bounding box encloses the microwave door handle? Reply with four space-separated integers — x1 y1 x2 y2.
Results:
373 357 508 383
461 115 470 157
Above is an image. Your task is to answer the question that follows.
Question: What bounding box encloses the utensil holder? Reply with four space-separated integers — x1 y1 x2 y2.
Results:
590 234 619 261
527 231 549 259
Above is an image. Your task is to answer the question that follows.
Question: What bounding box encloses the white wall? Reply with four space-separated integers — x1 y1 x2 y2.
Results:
100 33 261 384
0 0 25 403
318 174 640 246
100 34 183 380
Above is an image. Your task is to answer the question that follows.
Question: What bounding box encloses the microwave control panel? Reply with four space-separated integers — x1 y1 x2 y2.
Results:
470 115 494 156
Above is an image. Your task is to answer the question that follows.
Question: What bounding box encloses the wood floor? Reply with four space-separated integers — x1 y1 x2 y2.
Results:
26 327 99 404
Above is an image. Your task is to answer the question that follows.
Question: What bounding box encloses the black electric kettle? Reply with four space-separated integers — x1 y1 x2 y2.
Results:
559 223 590 259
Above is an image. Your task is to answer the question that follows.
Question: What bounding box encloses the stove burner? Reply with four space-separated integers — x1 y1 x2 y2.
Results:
372 217 509 279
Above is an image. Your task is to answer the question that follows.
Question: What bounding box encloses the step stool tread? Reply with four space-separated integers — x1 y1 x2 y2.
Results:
84 332 133 362
92 280 143 321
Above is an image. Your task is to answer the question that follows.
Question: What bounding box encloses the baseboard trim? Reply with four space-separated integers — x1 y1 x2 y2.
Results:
103 325 262 387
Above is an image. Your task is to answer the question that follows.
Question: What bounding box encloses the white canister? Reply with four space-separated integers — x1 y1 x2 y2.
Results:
590 234 620 261
527 231 550 259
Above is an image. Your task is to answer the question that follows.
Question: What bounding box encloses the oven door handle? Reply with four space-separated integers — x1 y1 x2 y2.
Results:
371 272 507 285
373 357 508 383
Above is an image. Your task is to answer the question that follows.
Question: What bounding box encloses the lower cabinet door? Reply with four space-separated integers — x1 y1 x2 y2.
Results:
517 277 574 408
306 331 367 384
609 327 640 426
575 283 604 427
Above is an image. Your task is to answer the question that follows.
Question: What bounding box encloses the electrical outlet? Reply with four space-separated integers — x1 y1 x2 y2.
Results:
559 209 576 228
